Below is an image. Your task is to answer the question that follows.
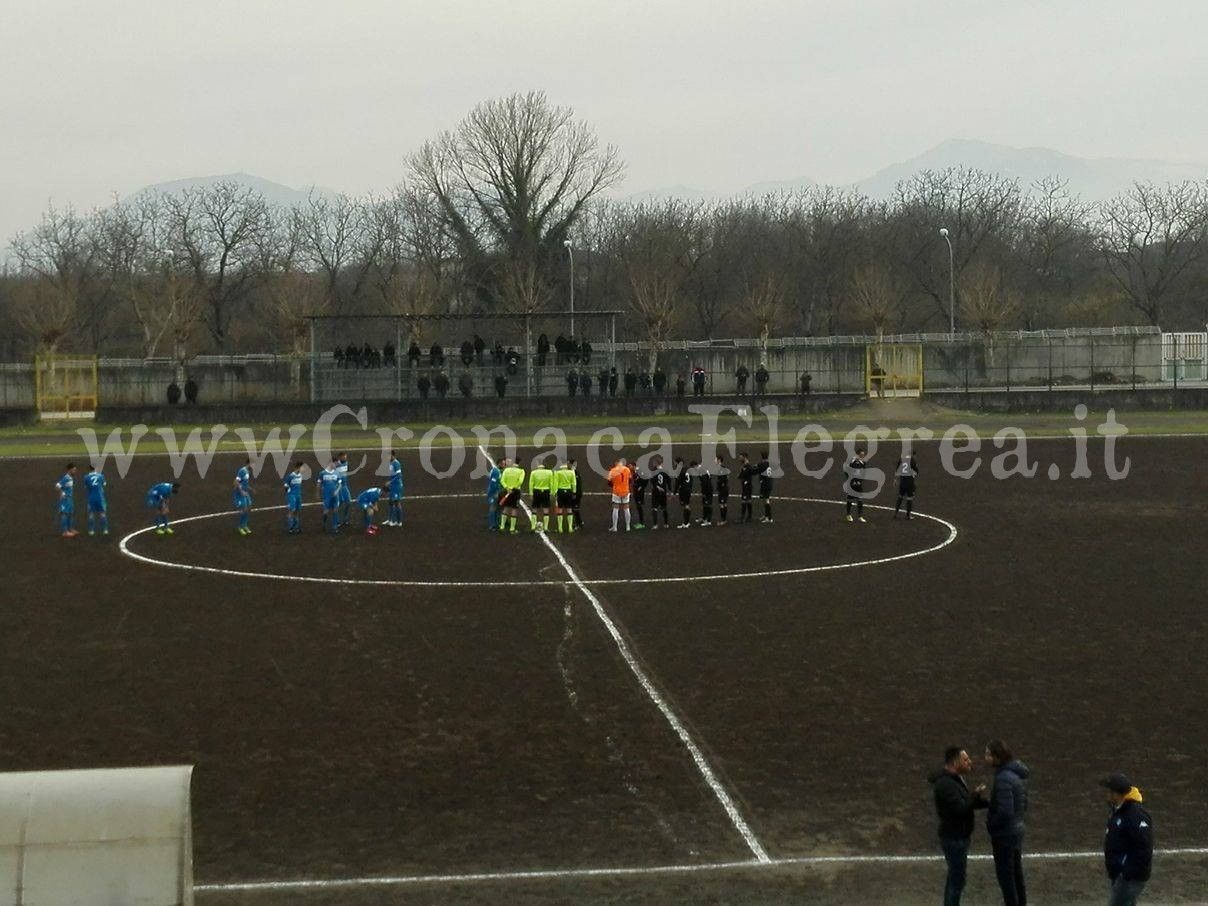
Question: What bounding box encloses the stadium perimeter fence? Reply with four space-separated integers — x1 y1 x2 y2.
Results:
2 327 1205 409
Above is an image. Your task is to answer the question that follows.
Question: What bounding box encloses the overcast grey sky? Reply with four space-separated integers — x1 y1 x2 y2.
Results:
4 0 1207 245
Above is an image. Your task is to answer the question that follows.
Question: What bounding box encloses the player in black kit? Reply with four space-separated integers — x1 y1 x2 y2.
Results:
649 456 671 529
714 455 730 524
632 461 650 529
674 458 695 527
894 454 918 519
756 450 774 523
845 446 867 523
737 452 759 523
698 461 714 526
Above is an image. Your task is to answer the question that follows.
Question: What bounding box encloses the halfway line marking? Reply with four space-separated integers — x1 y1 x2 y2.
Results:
479 445 770 863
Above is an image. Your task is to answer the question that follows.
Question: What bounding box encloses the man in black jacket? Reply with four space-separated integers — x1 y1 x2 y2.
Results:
931 747 988 906
985 740 1030 906
1101 773 1153 905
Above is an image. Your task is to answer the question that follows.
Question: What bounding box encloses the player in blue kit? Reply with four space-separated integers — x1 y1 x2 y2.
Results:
232 457 254 535
336 452 353 526
486 458 503 530
146 481 180 535
384 451 404 526
55 463 78 538
283 460 305 534
357 486 387 535
83 463 109 536
316 458 341 534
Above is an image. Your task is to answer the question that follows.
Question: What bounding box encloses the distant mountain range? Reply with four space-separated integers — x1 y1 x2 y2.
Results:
121 140 1208 211
135 172 339 207
623 139 1208 204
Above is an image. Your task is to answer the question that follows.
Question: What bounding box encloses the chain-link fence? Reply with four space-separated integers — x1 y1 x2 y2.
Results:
1 326 1202 408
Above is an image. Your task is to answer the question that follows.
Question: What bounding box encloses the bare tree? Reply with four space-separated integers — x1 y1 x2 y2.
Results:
609 201 697 368
847 263 903 341
165 182 272 350
410 91 624 306
893 168 1024 328
10 205 100 353
1017 178 1097 328
297 193 379 316
1098 181 1208 326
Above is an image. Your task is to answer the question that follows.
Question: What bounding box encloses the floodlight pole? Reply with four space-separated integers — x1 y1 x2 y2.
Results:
563 240 575 338
939 227 955 340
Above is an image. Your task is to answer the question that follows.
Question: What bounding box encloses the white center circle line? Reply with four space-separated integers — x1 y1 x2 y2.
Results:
118 494 958 588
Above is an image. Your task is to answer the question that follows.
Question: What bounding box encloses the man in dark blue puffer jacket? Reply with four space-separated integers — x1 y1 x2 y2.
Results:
985 740 1030 906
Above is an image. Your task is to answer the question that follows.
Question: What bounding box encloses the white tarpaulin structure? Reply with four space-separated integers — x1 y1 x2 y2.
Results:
0 765 193 905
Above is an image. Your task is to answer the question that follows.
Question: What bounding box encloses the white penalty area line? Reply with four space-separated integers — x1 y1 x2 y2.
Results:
479 445 770 864
194 846 1208 893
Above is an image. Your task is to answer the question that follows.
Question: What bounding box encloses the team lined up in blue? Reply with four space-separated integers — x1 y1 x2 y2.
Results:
54 452 405 539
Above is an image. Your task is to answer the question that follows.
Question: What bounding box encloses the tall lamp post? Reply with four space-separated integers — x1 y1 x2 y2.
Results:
939 227 955 340
563 239 575 338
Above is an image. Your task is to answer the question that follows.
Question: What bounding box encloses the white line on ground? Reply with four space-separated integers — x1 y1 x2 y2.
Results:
193 846 1208 893
478 445 771 864
4 428 1207 462
116 496 958 589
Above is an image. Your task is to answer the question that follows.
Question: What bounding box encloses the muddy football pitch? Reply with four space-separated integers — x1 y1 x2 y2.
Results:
3 434 1207 904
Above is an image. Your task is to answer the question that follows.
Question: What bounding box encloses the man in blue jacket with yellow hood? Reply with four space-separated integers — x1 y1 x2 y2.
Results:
1101 772 1153 906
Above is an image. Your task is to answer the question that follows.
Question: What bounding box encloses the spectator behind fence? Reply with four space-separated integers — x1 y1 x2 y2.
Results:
735 363 750 394
458 373 473 397
800 372 812 395
184 377 198 404
333 347 345 367
754 363 769 397
566 368 578 397
408 341 422 367
639 371 651 394
581 339 593 365
460 339 474 366
608 367 618 397
167 381 181 405
494 374 508 398
537 333 550 366
598 367 610 396
430 342 445 368
653 368 667 395
493 342 505 366
624 368 637 397
692 365 706 396
676 373 686 396
579 371 592 397
362 342 374 367
433 370 450 398
416 374 431 399
505 347 520 375
554 334 568 364
473 334 485 364
383 342 396 367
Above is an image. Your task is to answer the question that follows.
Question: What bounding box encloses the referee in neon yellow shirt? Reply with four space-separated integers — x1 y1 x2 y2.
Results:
499 460 526 534
528 458 554 532
554 461 578 533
